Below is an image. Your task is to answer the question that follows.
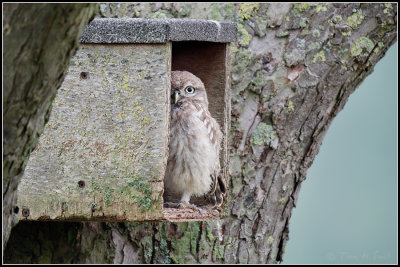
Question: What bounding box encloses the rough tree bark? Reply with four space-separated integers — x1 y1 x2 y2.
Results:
3 3 397 264
3 3 98 248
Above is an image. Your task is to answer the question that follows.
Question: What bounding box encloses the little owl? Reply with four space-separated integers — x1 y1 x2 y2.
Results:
164 70 226 211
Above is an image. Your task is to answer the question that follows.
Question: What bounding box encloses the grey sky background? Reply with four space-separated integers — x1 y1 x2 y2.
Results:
283 43 397 264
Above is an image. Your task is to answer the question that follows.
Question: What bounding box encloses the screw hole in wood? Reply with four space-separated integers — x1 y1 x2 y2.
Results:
22 208 30 217
78 180 85 188
80 72 88 79
13 206 19 214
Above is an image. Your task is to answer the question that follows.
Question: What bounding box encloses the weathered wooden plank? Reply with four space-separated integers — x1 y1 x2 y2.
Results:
17 43 171 221
80 18 237 44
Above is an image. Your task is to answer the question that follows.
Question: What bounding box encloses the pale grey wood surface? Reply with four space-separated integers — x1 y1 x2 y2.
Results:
17 43 171 221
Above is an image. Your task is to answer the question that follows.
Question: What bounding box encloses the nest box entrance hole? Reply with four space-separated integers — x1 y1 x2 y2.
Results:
163 41 230 221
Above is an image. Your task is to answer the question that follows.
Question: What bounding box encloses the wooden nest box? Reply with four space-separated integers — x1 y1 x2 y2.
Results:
17 18 237 222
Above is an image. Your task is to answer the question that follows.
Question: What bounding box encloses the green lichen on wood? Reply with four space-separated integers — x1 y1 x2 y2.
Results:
315 4 327 13
332 14 343 24
287 100 295 112
283 49 305 66
116 174 154 212
296 38 306 48
374 41 385 54
347 9 365 28
299 17 309 28
230 43 239 53
251 122 276 146
127 175 154 212
231 49 252 73
231 176 243 196
169 222 201 263
239 3 260 19
189 222 201 256
206 226 216 242
291 3 310 15
208 3 223 21
159 238 171 263
237 23 251 47
342 29 352 36
103 186 115 206
253 13 269 37
149 222 172 264
235 3 262 48
351 37 375 57
146 10 169 19
250 69 267 88
383 3 393 14
242 163 256 184
312 50 326 63
213 240 225 260
312 29 321 38
308 41 321 51
278 197 287 204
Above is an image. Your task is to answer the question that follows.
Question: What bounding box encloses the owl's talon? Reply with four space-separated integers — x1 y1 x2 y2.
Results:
206 195 217 208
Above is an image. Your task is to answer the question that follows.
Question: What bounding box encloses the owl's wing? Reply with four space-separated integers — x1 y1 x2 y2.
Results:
193 101 227 208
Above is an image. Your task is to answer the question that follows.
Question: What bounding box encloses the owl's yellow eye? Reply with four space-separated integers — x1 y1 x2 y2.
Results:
185 86 196 94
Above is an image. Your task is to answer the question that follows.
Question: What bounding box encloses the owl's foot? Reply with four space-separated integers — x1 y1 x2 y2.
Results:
205 192 225 209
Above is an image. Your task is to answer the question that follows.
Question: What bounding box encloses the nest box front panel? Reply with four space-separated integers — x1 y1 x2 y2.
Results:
17 43 171 221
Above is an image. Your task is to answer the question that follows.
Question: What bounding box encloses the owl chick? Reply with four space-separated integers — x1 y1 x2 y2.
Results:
164 71 225 211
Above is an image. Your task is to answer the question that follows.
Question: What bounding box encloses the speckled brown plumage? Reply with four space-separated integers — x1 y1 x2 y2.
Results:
164 71 224 210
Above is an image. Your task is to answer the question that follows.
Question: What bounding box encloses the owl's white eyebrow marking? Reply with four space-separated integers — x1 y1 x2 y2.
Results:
184 83 195 89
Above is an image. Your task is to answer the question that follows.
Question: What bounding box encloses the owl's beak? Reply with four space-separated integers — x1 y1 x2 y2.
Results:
174 90 180 104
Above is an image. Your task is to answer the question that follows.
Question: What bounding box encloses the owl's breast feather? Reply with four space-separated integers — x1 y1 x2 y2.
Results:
166 102 220 196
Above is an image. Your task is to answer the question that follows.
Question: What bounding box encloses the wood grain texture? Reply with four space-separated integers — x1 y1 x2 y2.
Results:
17 43 171 222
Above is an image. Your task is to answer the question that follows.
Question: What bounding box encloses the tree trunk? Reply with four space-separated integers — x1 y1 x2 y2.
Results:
4 3 397 264
3 3 98 248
